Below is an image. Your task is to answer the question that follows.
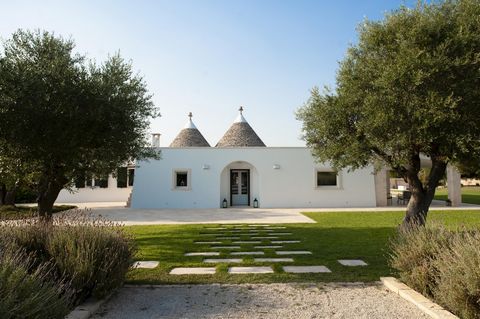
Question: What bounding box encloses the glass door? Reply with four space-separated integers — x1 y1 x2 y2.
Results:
230 169 250 206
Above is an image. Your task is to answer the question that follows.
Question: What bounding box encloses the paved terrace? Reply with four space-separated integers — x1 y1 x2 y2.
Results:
55 200 480 225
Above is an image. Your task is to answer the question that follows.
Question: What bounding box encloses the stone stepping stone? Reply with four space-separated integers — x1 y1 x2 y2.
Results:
228 266 274 274
170 267 216 275
230 251 264 255
276 251 312 255
265 227 287 229
272 240 301 244
283 266 331 273
338 259 368 266
195 241 222 244
184 252 220 256
204 258 242 263
254 245 283 249
252 236 278 239
248 224 270 227
133 261 159 269
233 241 261 244
211 246 241 249
205 227 227 230
269 233 292 236
238 233 259 236
254 258 294 262
216 237 240 240
200 233 224 236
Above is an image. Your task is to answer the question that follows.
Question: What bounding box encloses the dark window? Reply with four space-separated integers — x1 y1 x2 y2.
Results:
176 172 188 187
317 171 337 186
117 167 128 188
86 176 93 187
74 172 86 188
128 168 135 186
95 176 109 188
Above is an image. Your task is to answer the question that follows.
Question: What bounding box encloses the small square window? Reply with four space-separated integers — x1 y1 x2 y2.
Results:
317 171 337 187
176 172 188 187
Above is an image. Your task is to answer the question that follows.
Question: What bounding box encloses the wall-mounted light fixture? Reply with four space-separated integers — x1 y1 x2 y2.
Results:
273 164 280 170
202 164 210 170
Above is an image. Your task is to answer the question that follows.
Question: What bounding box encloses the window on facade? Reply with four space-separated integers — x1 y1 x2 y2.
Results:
128 168 135 186
117 167 128 188
316 171 338 187
94 176 109 188
176 172 188 187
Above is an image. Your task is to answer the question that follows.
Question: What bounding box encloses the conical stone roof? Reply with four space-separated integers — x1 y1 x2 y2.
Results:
169 113 211 147
216 107 266 147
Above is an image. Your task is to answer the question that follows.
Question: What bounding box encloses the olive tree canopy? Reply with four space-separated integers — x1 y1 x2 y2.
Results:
297 0 480 227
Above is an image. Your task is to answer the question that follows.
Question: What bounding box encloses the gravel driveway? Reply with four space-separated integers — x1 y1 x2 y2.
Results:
92 283 429 319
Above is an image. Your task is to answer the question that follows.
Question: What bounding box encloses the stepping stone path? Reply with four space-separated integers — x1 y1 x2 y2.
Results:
185 252 220 256
230 251 264 255
255 258 294 262
204 258 242 263
338 259 368 266
169 224 370 276
170 267 216 275
228 266 274 274
133 261 159 269
276 251 312 255
283 266 331 273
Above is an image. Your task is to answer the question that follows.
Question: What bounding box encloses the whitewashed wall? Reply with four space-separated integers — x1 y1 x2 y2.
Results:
56 175 132 203
131 147 377 209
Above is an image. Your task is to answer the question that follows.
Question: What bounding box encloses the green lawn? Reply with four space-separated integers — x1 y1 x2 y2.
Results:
126 210 480 284
434 186 480 205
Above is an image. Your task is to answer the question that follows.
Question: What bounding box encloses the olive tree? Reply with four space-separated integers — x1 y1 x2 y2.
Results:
0 30 159 218
297 0 480 227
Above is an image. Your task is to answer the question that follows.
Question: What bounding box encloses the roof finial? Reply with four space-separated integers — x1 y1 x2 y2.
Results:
188 112 193 119
239 106 244 114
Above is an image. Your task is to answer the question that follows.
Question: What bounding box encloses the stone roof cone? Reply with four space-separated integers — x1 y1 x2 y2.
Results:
216 107 266 147
169 112 211 147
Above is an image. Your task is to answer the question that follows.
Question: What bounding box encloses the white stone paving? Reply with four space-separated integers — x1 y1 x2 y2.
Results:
133 261 159 269
230 251 265 256
254 245 283 249
254 258 294 262
252 236 278 239
216 237 240 239
195 241 222 244
228 266 274 274
184 252 220 256
269 233 292 235
283 266 331 273
211 246 241 249
169 267 216 275
276 251 312 255
338 259 368 266
272 240 301 244
233 241 261 244
203 258 243 263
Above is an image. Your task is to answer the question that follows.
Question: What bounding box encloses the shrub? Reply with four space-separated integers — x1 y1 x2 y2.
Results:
389 224 453 296
0 249 71 319
432 231 480 319
0 210 136 305
389 224 480 319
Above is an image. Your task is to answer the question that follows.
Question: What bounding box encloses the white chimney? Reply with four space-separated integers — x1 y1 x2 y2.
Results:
151 133 161 147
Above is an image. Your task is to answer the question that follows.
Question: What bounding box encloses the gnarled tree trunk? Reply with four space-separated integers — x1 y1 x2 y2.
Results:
37 173 67 220
401 154 447 229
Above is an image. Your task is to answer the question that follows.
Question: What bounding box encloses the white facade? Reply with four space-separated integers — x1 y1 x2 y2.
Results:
131 147 377 209
57 174 132 203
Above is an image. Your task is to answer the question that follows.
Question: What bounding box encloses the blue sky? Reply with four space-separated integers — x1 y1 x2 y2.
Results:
1 0 418 146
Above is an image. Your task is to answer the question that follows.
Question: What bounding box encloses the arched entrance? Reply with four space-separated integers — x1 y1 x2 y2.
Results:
219 161 259 207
